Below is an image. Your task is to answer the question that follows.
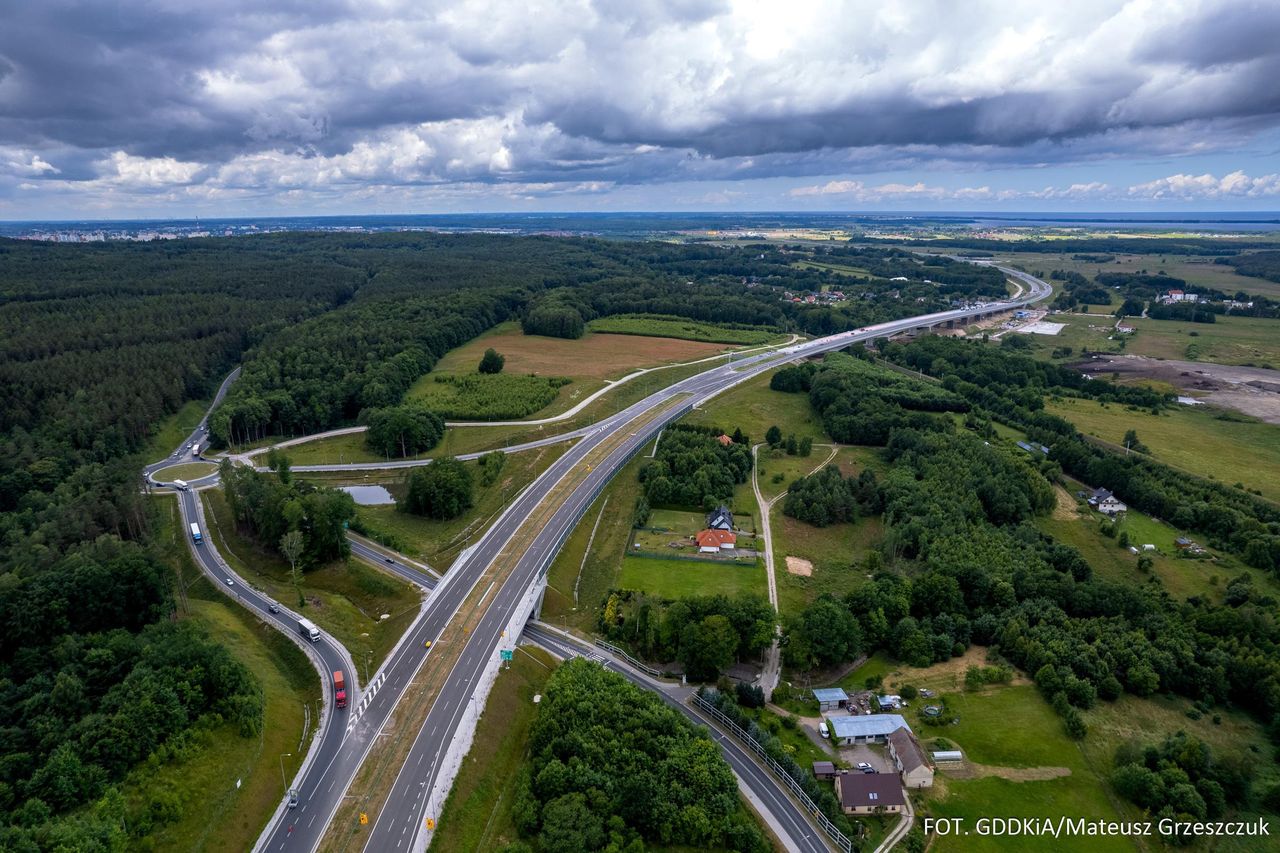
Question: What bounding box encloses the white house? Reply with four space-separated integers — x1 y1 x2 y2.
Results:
1098 495 1127 515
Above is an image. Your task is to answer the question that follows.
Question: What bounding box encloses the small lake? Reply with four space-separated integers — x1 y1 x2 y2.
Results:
340 485 396 506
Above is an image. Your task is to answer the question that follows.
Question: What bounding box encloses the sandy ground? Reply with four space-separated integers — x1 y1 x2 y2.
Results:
1072 354 1280 425
1052 485 1081 520
785 555 814 576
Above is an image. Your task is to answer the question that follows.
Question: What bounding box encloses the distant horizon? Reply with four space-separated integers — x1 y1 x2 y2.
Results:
5 210 1280 226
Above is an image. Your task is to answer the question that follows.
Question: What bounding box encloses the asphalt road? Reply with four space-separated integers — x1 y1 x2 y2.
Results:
144 366 240 487
148 266 1049 853
171 486 355 837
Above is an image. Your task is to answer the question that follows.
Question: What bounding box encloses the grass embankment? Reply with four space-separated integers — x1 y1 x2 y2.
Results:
427 646 558 853
586 313 783 345
203 489 422 674
353 443 568 571
132 496 317 853
617 555 765 599
541 455 647 632
152 461 219 481
682 368 827 443
144 399 210 460
1046 396 1280 501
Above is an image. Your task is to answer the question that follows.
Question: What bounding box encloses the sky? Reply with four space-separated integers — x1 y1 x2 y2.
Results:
2 0 1280 219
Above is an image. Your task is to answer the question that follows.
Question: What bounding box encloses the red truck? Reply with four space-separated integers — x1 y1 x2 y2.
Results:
333 671 347 709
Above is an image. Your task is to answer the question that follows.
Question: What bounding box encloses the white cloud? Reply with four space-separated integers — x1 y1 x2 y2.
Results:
1127 170 1280 199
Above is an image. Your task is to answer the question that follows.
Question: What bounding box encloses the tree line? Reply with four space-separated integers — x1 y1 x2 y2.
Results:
639 425 753 511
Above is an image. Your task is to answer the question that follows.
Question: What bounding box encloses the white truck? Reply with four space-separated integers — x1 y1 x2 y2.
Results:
172 479 188 491
297 617 321 643
189 522 203 544
192 442 202 458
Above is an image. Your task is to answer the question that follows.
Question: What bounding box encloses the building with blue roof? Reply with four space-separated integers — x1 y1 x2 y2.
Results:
826 714 910 745
812 687 849 711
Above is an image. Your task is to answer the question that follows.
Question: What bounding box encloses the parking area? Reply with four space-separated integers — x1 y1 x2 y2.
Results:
837 742 893 774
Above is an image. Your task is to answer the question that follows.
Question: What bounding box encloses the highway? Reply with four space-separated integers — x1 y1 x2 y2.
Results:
146 264 1050 853
355 264 1053 853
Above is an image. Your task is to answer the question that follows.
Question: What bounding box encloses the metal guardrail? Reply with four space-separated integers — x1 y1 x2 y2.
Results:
691 694 853 853
592 639 662 677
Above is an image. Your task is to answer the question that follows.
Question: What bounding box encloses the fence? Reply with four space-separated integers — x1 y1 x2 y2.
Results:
690 694 854 853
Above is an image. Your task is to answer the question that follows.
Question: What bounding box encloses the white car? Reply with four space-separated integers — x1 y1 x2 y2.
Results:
857 762 875 773
224 577 234 586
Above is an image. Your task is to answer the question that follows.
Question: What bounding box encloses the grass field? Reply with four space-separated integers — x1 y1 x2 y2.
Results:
1038 480 1279 603
203 489 422 673
428 645 558 853
352 443 567 570
991 250 1280 300
792 260 873 279
917 684 1134 853
1122 314 1280 367
133 496 317 852
617 554 765 599
1046 396 1280 500
774 511 883 618
587 313 782 345
682 369 827 443
144 398 210 460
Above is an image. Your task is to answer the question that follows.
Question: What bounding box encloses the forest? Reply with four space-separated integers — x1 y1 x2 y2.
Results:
511 659 769 853
219 458 355 569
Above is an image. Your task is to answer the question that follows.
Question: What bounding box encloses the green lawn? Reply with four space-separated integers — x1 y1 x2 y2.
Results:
617 554 765 600
832 651 898 692
429 646 558 853
203 489 422 674
144 398 210 460
130 496 318 853
353 443 566 570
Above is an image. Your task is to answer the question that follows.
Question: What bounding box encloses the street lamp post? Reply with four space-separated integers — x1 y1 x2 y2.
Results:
279 752 293 792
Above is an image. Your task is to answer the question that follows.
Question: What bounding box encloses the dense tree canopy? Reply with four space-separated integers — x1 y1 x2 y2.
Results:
401 457 473 520
362 402 445 458
640 425 752 510
516 659 769 852
220 460 355 567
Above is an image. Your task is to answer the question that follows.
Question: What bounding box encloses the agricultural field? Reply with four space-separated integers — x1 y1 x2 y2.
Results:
586 313 783 345
1045 396 1280 500
407 321 737 420
137 496 317 853
792 259 873 279
352 443 567 570
203 489 422 671
429 646 558 853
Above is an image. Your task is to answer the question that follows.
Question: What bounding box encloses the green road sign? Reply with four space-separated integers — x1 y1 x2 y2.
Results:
500 649 513 661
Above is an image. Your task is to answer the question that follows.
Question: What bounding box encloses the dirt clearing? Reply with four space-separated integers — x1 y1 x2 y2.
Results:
1072 354 1280 425
785 556 813 576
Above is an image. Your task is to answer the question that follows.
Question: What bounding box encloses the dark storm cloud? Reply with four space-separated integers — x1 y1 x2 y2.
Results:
2 0 1280 208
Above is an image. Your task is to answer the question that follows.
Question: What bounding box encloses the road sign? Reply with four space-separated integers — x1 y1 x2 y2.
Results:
359 812 368 825
426 817 436 830
500 649 514 661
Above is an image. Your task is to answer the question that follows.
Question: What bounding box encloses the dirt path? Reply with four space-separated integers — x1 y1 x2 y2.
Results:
1073 354 1280 425
949 762 1072 782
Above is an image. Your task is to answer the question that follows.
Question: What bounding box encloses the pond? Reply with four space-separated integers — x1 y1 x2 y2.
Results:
339 485 396 506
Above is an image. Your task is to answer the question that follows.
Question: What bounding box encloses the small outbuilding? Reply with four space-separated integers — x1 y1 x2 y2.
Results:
812 761 838 781
813 687 849 712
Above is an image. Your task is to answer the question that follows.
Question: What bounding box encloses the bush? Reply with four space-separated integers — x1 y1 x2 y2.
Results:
401 457 473 519
479 347 505 374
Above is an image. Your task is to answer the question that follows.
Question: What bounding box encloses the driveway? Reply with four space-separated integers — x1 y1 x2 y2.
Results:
838 742 893 773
